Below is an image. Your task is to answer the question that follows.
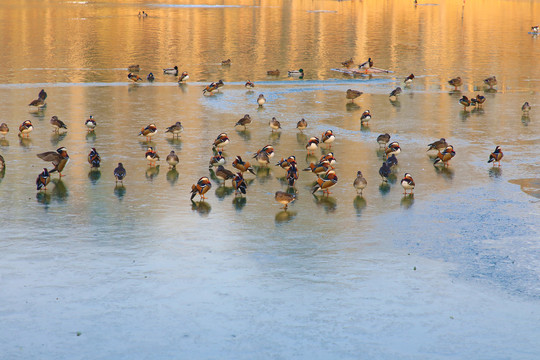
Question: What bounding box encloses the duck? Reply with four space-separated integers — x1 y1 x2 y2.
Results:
353 171 368 195
276 157 292 171
36 168 51 191
178 72 189 82
232 172 247 196
221 59 231 66
209 151 225 168
360 110 371 125
165 122 184 138
28 89 47 111
0 123 9 137
275 191 296 209
244 80 255 89
87 148 101 168
385 141 401 159
215 165 235 184
235 114 252 129
18 120 33 138
427 138 447 152
312 169 338 195
484 76 497 89
475 94 486 107
254 145 275 159
296 118 308 132
215 80 224 91
320 153 336 169
257 94 266 107
163 66 178 75
404 74 415 85
114 163 126 185
37 147 69 177
303 160 331 177
321 130 335 148
288 69 304 77
377 133 391 148
128 65 140 72
145 147 160 167
434 145 456 167
166 150 179 169
85 116 96 132
203 82 218 95
212 133 230 150
146 73 155 81
448 76 462 90
488 146 503 167
139 123 158 141
254 150 270 167
341 58 354 68
532 25 539 33
401 173 415 195
128 73 143 82
379 161 391 182
459 96 471 111
50 116 67 133
267 69 280 76
346 89 363 102
190 177 212 200
286 165 299 187
358 58 373 73
386 154 398 169
522 102 531 115
38 89 47 101
389 87 402 101
269 117 281 131
232 156 256 175
306 137 320 154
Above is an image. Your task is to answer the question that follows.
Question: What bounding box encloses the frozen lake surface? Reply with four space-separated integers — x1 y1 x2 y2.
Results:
0 0 539 358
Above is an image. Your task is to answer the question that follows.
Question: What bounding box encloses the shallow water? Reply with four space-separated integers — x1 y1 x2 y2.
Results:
0 0 539 359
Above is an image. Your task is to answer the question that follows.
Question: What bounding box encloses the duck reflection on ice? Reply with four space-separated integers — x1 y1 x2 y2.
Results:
275 210 297 224
312 194 337 213
232 196 246 211
166 168 179 186
36 191 51 206
166 137 183 150
50 132 67 147
488 167 502 179
353 195 367 215
114 185 126 200
88 169 101 185
434 165 454 181
191 200 211 216
51 179 68 202
215 185 234 200
145 165 160 181
400 194 414 209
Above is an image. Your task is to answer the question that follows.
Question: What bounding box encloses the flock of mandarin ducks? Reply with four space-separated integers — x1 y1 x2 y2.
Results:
0 58 533 211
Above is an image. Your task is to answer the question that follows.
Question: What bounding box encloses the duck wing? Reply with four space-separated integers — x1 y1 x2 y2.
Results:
37 151 61 165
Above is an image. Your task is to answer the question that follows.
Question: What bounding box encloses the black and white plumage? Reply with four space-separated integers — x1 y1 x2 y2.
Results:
401 173 415 195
